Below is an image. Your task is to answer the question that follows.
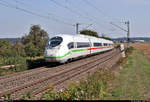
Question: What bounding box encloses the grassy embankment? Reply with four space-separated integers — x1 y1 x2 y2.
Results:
104 48 150 100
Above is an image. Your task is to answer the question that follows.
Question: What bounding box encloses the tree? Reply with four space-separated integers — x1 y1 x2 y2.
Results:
80 29 99 38
13 40 26 57
0 40 13 57
25 42 38 57
100 33 112 41
22 25 49 56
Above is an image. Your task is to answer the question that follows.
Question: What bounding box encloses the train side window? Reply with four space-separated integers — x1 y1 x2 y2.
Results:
104 43 107 46
68 42 74 49
93 43 102 47
77 42 90 48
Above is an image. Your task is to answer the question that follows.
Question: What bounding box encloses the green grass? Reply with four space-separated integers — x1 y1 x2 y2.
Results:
104 49 150 100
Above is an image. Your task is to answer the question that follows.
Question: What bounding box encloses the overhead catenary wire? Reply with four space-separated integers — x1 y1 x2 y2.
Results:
63 0 110 32
0 0 122 36
83 0 108 17
0 0 74 26
49 0 95 22
64 0 91 19
82 0 124 36
50 0 82 17
12 0 75 24
82 24 93 30
13 0 27 6
83 0 121 22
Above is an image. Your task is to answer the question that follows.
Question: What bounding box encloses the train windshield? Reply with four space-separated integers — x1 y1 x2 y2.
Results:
49 36 63 47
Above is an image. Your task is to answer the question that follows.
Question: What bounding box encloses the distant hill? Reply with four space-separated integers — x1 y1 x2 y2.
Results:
0 38 21 43
113 37 150 42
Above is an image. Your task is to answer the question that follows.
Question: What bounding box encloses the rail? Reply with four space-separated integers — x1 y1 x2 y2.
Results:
0 48 121 99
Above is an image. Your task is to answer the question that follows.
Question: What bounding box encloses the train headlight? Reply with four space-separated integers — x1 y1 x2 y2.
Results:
50 54 54 56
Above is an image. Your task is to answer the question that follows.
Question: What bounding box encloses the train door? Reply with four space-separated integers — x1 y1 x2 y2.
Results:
88 38 92 54
67 42 74 58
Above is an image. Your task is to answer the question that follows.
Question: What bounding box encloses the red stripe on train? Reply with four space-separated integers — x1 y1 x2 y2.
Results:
87 46 112 50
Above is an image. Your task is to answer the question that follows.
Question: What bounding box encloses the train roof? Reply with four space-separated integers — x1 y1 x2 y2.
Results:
51 34 113 43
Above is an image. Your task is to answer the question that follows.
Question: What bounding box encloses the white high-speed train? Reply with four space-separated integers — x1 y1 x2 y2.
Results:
44 34 114 63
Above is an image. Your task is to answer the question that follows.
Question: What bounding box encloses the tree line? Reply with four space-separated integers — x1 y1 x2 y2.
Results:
0 25 49 72
80 29 112 40
0 25 49 58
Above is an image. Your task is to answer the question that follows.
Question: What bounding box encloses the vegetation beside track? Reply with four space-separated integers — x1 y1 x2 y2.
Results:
41 67 114 100
0 25 49 76
0 56 45 76
103 48 150 100
0 56 28 76
38 48 134 100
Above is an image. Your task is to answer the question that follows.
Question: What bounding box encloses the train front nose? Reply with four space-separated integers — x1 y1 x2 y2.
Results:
44 49 59 62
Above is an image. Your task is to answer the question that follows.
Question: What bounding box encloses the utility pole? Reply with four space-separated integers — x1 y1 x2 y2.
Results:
125 21 130 48
75 23 93 34
110 21 130 48
76 23 81 34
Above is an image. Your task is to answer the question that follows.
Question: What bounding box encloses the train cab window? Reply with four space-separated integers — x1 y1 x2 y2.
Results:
49 36 63 47
68 42 74 49
93 43 102 47
77 42 90 48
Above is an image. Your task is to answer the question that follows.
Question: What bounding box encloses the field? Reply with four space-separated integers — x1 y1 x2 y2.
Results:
131 43 150 58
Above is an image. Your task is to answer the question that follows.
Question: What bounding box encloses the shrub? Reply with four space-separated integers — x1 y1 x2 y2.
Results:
20 93 34 100
41 68 114 100
0 56 28 72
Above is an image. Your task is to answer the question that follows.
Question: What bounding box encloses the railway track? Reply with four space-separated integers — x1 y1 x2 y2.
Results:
0 49 115 92
0 48 121 100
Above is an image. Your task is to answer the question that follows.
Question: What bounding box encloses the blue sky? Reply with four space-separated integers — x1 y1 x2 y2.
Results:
0 0 150 38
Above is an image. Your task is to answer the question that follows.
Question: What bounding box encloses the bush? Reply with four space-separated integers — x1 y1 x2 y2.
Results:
20 93 34 100
41 68 114 100
0 56 28 72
